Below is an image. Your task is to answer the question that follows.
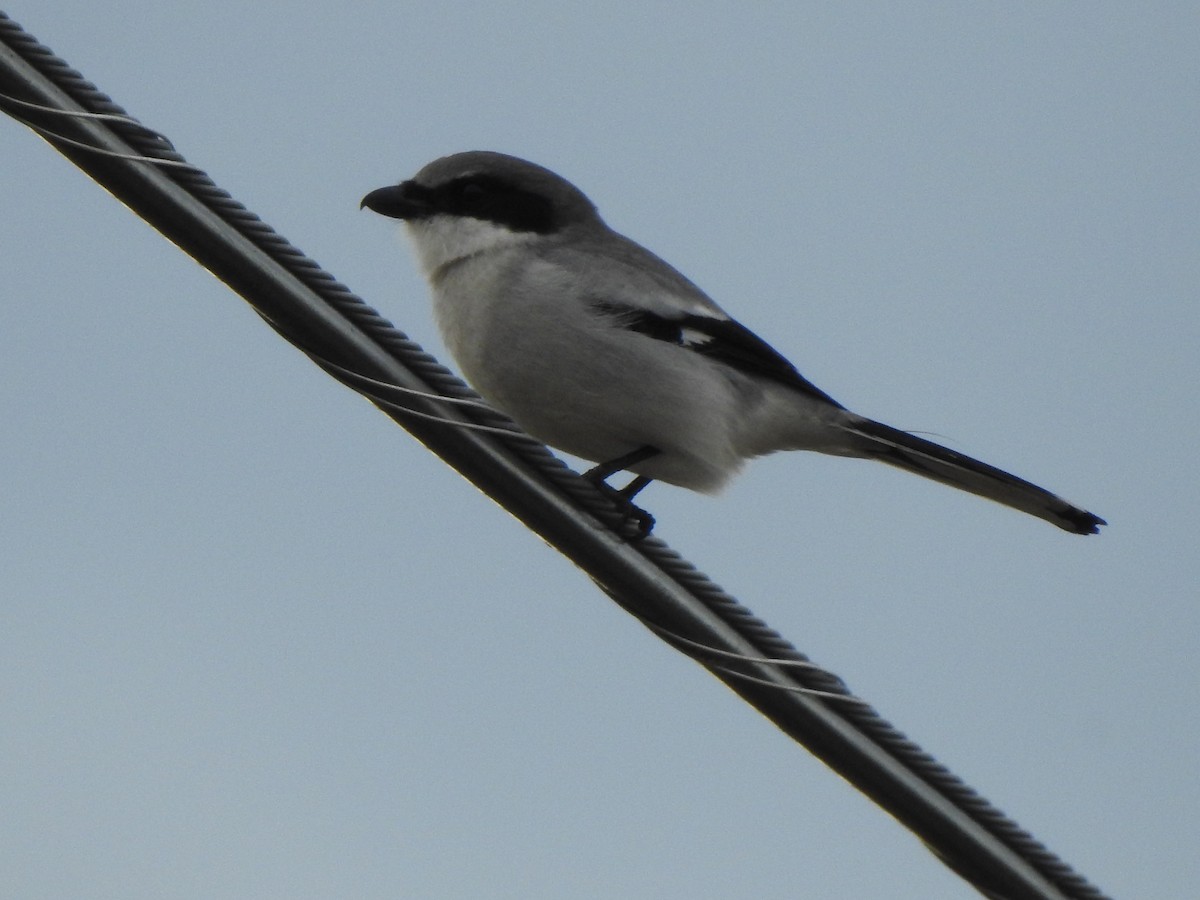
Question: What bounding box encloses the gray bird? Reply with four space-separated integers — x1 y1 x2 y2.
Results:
362 151 1104 535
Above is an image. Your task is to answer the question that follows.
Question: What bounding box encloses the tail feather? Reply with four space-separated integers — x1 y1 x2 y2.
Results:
841 417 1105 535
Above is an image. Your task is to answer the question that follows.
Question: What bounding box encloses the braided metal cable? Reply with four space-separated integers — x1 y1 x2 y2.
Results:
0 12 1109 899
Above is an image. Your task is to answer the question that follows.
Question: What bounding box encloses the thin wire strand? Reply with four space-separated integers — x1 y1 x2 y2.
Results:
17 119 199 167
613 600 872 704
0 87 172 137
0 90 198 169
347 389 542 440
306 352 536 439
706 664 873 705
638 615 841 673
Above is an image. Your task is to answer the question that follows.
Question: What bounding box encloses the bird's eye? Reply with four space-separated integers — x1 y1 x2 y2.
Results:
434 174 554 232
457 180 486 199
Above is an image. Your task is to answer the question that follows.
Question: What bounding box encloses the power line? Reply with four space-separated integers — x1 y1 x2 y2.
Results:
0 13 1110 899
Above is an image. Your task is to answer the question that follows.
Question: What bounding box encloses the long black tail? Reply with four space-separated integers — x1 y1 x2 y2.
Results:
840 416 1105 535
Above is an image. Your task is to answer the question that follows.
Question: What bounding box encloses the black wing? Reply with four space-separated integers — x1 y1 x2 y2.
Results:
593 302 843 408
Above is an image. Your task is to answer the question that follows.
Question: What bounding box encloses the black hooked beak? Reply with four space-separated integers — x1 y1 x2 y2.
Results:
360 181 430 220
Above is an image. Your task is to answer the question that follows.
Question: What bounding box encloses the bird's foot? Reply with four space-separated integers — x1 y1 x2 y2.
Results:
590 479 656 539
583 447 660 539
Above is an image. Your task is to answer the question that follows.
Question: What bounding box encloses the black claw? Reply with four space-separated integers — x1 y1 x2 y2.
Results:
611 488 656 540
628 505 655 540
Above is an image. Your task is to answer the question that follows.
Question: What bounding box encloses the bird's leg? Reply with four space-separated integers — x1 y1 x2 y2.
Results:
583 445 660 483
583 446 660 537
619 475 653 499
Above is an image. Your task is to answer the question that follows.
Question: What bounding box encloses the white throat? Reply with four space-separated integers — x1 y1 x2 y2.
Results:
404 215 540 279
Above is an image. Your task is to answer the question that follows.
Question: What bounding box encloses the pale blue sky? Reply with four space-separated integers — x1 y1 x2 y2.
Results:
3 4 1197 898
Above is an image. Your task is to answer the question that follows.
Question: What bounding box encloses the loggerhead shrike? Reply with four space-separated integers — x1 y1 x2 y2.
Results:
362 151 1104 535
